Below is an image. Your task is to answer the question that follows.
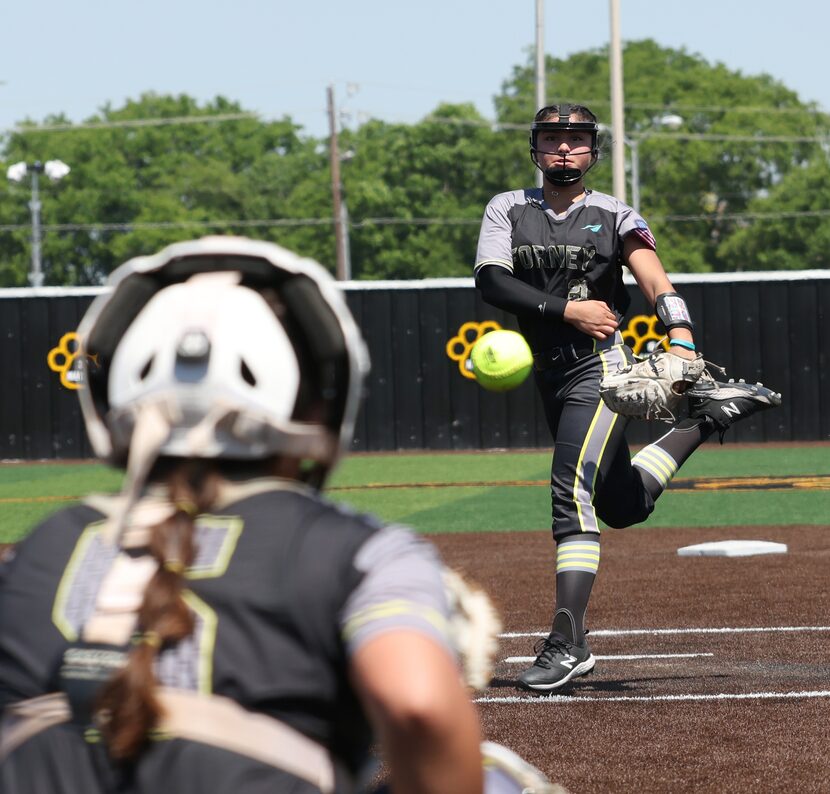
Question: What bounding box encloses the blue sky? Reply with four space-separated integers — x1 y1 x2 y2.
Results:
1 0 827 139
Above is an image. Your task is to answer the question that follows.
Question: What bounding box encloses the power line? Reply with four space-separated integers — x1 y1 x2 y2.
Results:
418 115 830 142
4 109 828 140
323 79 828 116
0 218 332 232
2 209 830 236
1 112 262 136
352 218 480 228
567 99 827 115
658 208 830 223
628 131 830 144
269 75 829 116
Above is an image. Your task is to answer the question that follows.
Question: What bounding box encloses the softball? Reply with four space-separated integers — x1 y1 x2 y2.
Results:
470 330 533 392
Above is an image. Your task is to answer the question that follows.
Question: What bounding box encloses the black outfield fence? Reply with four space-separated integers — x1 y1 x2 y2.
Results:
1 270 828 460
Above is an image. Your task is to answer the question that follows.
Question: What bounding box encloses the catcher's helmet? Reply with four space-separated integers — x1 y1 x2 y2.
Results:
77 236 369 487
529 103 599 186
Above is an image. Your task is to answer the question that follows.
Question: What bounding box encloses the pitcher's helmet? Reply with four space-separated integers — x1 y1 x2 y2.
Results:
77 237 369 486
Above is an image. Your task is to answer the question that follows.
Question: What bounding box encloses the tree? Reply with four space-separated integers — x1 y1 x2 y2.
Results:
0 94 314 285
717 155 830 270
338 103 518 279
494 39 829 272
1 44 828 285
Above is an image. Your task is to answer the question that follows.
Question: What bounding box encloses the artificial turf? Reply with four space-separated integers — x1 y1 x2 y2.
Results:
0 445 827 542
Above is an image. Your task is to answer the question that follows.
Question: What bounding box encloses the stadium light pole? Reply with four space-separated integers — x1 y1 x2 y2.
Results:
608 0 626 203
339 148 355 281
534 0 545 188
6 159 70 287
327 85 349 281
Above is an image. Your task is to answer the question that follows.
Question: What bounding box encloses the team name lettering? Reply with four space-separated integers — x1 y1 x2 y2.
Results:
513 244 596 272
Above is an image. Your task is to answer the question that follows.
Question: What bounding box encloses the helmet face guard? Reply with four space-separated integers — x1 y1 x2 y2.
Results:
529 103 599 186
77 237 369 488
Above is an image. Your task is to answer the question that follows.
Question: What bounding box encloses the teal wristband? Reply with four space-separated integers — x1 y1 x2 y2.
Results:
669 339 696 351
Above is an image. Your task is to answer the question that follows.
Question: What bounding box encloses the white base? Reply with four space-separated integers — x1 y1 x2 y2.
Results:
677 540 788 557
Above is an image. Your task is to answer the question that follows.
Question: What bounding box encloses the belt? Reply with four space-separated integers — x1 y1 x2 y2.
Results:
532 344 595 371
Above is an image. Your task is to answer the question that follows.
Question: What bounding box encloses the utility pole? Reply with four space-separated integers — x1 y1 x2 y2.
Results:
535 0 545 188
327 85 348 281
609 0 626 203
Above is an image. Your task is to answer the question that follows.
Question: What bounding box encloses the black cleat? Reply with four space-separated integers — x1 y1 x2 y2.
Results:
516 632 595 692
686 375 782 440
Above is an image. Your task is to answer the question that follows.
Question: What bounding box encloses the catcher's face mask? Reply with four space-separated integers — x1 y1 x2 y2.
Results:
530 103 599 186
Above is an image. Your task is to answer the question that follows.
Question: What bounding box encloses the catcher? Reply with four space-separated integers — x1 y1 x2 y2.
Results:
0 237 565 793
475 103 782 693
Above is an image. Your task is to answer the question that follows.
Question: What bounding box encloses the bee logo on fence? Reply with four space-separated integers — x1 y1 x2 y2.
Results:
446 321 502 379
621 314 669 356
47 332 99 390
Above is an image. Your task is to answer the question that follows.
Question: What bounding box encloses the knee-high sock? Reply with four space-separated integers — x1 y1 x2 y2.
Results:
631 417 714 501
552 536 600 645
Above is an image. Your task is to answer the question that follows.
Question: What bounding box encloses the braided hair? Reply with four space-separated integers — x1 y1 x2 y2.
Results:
95 461 218 760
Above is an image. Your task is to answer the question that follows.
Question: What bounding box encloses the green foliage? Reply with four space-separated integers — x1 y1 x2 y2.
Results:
0 94 321 284
1 42 829 284
341 104 517 278
717 156 830 269
495 39 829 273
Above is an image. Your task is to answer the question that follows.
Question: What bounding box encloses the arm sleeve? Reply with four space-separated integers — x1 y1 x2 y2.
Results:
340 526 456 659
476 264 567 322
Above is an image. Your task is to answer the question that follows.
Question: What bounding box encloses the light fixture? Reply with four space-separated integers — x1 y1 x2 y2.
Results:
659 113 684 131
44 160 71 181
6 161 28 183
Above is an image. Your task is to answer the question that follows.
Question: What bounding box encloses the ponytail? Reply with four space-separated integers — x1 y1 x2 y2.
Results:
96 462 217 759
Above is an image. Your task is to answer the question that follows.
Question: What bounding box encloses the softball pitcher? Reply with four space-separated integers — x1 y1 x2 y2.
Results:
474 104 781 692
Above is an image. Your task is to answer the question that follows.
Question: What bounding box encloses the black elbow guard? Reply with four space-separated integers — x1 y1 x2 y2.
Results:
655 292 693 332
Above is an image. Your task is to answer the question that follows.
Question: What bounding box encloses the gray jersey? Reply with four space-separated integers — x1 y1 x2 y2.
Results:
474 187 655 351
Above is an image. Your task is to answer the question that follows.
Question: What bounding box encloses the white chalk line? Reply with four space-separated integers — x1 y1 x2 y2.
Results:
475 690 830 705
504 653 714 664
500 625 830 639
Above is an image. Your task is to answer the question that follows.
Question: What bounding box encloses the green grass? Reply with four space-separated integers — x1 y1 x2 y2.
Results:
329 445 830 484
0 462 122 498
332 485 829 535
1 446 828 542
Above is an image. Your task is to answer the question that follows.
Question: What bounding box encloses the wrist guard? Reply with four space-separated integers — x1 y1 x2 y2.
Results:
655 292 693 332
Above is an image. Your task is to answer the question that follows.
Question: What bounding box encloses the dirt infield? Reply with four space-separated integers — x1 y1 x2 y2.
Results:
2 523 827 792
432 525 830 793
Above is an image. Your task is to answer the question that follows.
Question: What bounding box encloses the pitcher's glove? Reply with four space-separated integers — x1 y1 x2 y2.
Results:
599 350 706 422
